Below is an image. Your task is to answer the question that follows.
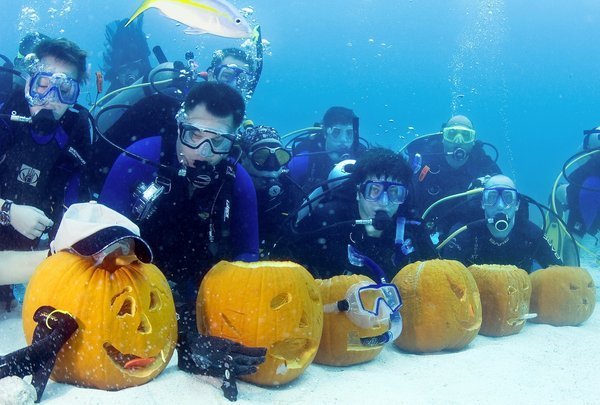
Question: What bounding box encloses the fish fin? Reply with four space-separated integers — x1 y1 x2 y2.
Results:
184 27 208 35
125 0 156 27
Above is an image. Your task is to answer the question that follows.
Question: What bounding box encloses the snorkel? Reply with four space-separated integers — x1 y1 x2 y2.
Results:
344 245 402 346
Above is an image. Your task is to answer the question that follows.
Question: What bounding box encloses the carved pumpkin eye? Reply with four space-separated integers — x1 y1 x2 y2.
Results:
149 289 162 311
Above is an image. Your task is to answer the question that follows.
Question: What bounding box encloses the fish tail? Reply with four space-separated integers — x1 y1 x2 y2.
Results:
125 0 156 27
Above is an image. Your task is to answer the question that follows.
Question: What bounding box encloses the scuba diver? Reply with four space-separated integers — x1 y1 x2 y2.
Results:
239 123 295 254
102 16 152 94
0 38 92 309
440 175 563 272
402 115 501 236
286 106 365 203
97 82 265 401
276 148 433 282
205 46 261 101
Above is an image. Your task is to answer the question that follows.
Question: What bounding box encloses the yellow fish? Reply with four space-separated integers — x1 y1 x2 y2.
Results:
126 0 252 39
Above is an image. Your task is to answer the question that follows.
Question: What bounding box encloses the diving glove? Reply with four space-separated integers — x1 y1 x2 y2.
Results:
0 305 78 402
178 331 267 401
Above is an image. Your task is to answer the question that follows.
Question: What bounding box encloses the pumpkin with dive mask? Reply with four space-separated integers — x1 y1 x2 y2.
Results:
197 261 323 386
392 260 482 353
468 264 532 337
529 266 596 326
314 275 388 366
22 252 177 390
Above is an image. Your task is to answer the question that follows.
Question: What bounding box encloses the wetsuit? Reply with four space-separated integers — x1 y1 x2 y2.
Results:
0 90 92 250
442 220 562 272
406 135 501 232
566 154 600 236
279 184 434 282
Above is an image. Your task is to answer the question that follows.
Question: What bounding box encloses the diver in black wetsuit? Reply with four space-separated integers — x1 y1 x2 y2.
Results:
278 148 433 282
442 175 562 272
404 115 501 235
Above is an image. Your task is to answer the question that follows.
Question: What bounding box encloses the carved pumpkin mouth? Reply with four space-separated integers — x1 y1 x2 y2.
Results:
103 342 168 377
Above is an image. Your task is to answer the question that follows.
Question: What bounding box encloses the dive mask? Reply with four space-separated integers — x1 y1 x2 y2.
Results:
442 125 476 144
326 125 354 142
178 122 236 156
28 71 80 105
359 181 408 205
214 63 250 92
482 187 518 208
249 146 291 171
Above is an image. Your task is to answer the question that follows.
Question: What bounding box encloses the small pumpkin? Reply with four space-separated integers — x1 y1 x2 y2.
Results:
468 264 531 337
529 266 596 326
392 259 482 353
197 261 323 386
314 275 388 366
22 252 177 390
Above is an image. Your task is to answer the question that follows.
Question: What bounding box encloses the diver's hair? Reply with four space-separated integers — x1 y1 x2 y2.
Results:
102 17 151 82
34 38 87 82
208 48 254 72
184 82 246 128
350 147 411 185
322 106 357 127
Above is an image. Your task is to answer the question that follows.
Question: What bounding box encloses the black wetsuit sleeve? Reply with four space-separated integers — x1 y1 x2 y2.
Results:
527 221 563 268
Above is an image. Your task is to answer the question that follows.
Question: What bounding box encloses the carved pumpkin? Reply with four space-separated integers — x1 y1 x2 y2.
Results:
467 264 531 337
392 260 481 353
197 261 323 386
314 275 388 366
22 252 177 390
529 266 596 326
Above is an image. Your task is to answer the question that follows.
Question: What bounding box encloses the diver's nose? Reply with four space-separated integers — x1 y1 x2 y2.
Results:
378 191 390 206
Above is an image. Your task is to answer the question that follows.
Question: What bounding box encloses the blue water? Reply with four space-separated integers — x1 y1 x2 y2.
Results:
1 0 599 203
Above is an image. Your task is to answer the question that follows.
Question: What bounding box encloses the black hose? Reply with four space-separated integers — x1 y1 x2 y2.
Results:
561 148 600 192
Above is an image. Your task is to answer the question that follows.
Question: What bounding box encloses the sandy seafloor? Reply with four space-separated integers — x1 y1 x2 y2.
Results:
1 246 599 405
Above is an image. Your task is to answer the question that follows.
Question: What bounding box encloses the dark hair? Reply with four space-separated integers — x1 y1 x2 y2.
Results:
34 38 87 82
102 17 151 82
322 106 357 127
184 82 246 128
350 147 411 185
208 48 253 72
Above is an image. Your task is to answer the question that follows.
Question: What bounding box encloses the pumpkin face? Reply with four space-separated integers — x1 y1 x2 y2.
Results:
468 264 531 337
391 260 482 353
22 252 177 390
314 275 388 366
529 266 596 326
197 261 323 386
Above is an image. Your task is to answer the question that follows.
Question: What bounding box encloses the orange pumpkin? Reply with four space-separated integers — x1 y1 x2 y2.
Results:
392 259 482 353
197 261 323 386
529 266 596 326
22 252 177 390
467 264 531 337
314 275 388 366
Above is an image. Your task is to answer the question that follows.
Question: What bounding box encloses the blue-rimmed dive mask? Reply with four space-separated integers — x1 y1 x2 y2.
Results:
359 180 408 205
178 122 236 157
323 281 402 329
214 63 250 92
28 71 80 106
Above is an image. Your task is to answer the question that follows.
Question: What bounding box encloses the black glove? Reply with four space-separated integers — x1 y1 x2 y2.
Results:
0 305 78 402
178 331 267 401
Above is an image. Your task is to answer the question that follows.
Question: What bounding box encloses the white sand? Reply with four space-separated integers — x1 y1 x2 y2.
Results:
2 254 599 405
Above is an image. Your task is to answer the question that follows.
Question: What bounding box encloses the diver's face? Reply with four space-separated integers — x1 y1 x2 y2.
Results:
482 175 520 240
357 175 403 223
26 55 78 120
325 123 354 161
176 103 235 167
208 56 249 81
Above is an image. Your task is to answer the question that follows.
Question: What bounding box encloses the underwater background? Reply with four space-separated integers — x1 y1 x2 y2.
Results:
1 0 598 207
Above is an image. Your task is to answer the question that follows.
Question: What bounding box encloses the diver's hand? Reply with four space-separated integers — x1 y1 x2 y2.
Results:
185 332 267 401
10 204 53 240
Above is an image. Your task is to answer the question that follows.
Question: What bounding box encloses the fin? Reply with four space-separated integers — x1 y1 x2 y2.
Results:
125 0 156 27
544 210 579 266
183 27 208 35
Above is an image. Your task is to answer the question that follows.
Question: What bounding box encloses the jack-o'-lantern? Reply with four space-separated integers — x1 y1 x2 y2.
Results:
314 275 389 366
392 259 482 353
468 264 531 337
529 266 596 326
22 252 177 390
197 261 323 386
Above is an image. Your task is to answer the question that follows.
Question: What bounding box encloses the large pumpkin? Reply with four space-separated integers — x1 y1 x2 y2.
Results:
392 260 482 353
467 264 532 337
314 275 388 366
529 266 596 326
22 252 177 390
197 261 323 386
